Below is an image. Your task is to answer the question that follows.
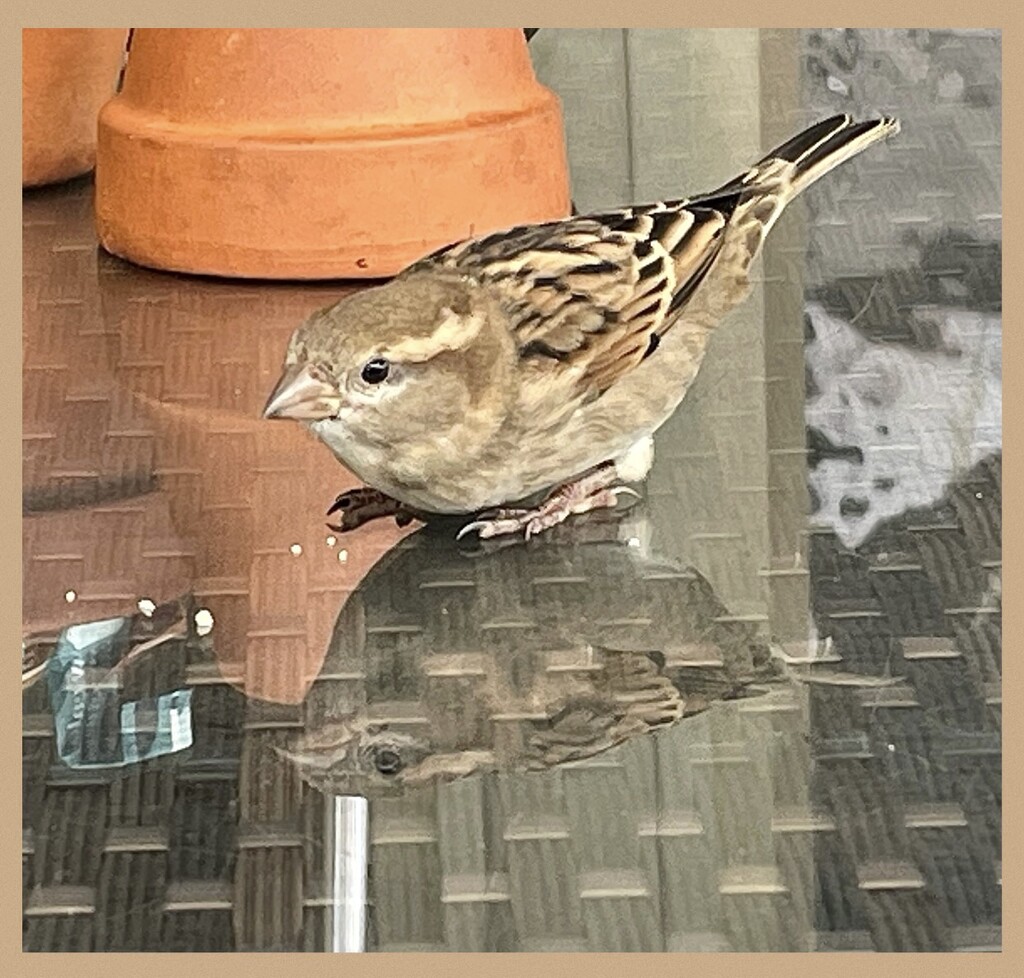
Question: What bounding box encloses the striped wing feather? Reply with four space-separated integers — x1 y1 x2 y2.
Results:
406 116 899 400
409 201 729 398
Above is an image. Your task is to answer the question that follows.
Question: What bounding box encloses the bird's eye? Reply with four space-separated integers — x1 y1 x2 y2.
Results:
360 357 391 385
374 747 404 776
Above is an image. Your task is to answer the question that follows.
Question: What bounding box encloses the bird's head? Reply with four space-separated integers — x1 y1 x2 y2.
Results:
262 273 512 452
278 715 439 795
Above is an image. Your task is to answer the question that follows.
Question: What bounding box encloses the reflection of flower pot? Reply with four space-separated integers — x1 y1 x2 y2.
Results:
22 28 127 187
95 28 572 280
93 261 414 705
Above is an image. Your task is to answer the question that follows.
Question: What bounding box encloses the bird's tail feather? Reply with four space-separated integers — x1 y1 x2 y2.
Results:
677 115 899 318
693 115 899 238
700 114 900 256
765 113 901 200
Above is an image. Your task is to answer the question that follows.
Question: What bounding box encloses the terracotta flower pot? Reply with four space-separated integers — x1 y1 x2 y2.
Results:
22 28 128 187
95 28 571 280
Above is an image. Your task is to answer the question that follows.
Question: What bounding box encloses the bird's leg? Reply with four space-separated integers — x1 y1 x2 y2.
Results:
326 487 416 532
457 462 639 541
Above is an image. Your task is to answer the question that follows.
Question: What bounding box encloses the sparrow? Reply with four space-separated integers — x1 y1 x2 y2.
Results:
263 113 900 540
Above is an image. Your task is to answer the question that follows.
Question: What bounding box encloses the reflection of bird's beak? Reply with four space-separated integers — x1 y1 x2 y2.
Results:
262 363 342 421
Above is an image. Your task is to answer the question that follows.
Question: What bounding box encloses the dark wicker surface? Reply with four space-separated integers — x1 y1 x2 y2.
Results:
23 29 1000 952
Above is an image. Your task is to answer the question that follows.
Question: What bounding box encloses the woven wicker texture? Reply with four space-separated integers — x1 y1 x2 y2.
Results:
23 28 999 952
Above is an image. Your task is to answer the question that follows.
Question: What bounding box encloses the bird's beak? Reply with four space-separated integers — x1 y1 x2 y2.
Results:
262 363 342 421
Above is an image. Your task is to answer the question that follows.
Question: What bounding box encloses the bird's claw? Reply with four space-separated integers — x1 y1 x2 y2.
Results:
456 509 529 541
326 488 412 532
455 483 639 541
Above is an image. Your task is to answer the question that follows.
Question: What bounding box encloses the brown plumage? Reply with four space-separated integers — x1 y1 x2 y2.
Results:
263 114 901 539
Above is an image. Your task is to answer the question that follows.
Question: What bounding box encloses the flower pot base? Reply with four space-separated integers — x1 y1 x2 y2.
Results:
94 30 572 280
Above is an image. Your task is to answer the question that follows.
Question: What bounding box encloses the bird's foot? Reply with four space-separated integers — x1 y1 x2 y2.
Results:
326 487 416 532
456 464 639 541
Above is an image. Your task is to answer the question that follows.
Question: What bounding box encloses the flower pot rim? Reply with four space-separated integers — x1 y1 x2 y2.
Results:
98 90 560 146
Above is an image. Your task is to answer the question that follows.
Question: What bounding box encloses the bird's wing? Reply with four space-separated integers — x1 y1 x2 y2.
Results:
406 114 900 402
406 199 735 399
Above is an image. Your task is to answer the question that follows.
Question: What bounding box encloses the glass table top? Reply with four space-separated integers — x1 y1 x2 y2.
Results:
22 28 1001 953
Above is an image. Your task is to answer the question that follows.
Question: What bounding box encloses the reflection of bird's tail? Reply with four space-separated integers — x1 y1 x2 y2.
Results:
769 641 901 687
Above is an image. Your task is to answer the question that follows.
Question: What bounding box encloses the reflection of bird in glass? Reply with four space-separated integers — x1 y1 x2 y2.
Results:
285 645 776 795
280 515 785 795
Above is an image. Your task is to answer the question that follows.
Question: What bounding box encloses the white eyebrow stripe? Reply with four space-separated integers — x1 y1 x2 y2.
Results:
379 307 485 362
